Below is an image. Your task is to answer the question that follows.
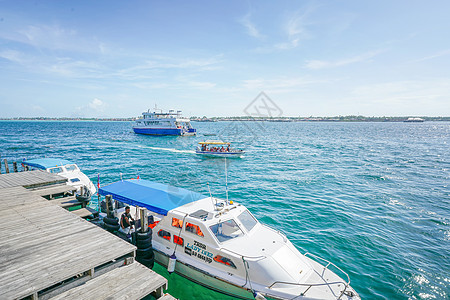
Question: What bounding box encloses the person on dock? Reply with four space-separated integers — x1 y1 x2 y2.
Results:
119 206 135 235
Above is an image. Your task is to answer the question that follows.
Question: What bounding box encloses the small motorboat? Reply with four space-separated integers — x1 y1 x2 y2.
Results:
196 140 245 157
99 179 360 300
22 158 96 198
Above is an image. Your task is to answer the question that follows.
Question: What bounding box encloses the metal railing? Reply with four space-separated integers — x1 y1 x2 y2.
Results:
268 252 351 300
219 247 266 261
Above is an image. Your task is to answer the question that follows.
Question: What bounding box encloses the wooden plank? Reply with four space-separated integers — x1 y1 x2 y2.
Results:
0 170 66 189
71 207 99 218
50 196 82 208
48 262 168 300
31 184 76 197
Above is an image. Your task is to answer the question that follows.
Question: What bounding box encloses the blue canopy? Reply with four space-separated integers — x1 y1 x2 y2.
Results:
98 179 207 215
22 158 73 170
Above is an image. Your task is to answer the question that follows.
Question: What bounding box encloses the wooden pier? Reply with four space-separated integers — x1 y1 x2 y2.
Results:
0 170 173 300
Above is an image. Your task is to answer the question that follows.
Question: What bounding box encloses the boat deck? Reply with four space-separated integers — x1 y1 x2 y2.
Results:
0 170 170 300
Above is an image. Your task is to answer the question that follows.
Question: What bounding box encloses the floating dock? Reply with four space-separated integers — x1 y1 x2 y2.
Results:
0 170 173 300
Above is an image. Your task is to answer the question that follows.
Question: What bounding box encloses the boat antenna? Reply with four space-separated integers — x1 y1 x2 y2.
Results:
225 158 229 204
207 182 217 208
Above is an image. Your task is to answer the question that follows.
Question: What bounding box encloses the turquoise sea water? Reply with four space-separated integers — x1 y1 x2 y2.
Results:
0 121 449 300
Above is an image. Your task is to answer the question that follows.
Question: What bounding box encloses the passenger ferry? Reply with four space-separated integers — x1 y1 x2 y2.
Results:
99 179 359 300
22 158 96 197
133 109 196 136
196 140 245 157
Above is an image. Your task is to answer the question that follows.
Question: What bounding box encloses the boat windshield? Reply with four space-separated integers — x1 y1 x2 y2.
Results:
48 167 63 174
237 210 258 232
210 219 244 243
65 164 77 172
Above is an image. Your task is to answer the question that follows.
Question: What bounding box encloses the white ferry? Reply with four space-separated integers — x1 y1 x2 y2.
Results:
133 109 196 136
99 179 359 300
22 158 96 197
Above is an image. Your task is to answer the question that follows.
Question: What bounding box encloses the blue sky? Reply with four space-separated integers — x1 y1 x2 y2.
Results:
0 0 449 117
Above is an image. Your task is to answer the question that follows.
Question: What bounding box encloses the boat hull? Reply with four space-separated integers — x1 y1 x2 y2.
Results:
195 150 244 158
133 127 184 136
153 250 257 300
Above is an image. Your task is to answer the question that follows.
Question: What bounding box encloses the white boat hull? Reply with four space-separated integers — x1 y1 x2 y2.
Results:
195 150 244 158
153 250 358 300
154 250 255 300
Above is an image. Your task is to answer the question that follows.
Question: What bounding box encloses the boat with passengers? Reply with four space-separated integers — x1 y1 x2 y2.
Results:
99 179 359 300
196 140 245 157
133 108 196 136
22 158 96 198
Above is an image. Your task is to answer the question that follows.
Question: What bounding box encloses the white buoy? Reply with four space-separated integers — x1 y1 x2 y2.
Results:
167 253 177 274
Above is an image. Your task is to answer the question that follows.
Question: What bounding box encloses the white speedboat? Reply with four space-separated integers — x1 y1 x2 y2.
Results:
22 158 96 197
133 109 197 136
99 179 359 300
196 140 245 157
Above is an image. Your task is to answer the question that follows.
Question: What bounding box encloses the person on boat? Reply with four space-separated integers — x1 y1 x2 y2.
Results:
226 145 230 152
220 146 224 152
119 206 135 235
201 144 206 151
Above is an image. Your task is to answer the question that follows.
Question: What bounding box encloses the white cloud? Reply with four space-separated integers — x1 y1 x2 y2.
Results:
414 49 450 62
347 79 450 115
242 77 323 91
275 7 316 50
0 49 28 64
239 14 264 39
305 50 384 69
88 98 106 111
75 98 107 117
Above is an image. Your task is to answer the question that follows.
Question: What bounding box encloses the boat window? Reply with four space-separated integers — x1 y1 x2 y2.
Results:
185 222 204 237
172 217 183 228
48 167 63 174
70 178 80 183
158 229 171 241
173 235 184 246
213 255 237 269
237 210 258 232
65 164 77 172
209 219 244 243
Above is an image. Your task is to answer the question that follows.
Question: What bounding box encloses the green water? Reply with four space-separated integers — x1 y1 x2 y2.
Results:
1 120 449 299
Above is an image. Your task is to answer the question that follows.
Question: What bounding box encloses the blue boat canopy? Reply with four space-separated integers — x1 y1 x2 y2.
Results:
99 179 207 216
23 158 73 170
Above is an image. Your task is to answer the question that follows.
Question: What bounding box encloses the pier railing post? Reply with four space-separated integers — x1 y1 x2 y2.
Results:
139 208 148 232
105 195 112 218
3 159 9 174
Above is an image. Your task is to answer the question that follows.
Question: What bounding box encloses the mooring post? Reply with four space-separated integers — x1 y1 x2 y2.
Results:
0 155 2 174
80 186 86 208
13 162 18 173
139 207 148 232
3 159 9 174
105 194 112 218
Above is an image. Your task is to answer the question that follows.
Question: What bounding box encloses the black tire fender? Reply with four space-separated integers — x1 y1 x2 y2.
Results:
136 238 152 249
104 223 120 232
136 229 153 241
136 246 153 258
103 217 119 225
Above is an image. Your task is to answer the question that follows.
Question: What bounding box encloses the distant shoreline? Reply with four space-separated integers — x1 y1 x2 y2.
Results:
0 116 449 122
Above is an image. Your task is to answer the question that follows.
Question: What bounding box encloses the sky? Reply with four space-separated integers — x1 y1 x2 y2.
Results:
0 0 449 118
